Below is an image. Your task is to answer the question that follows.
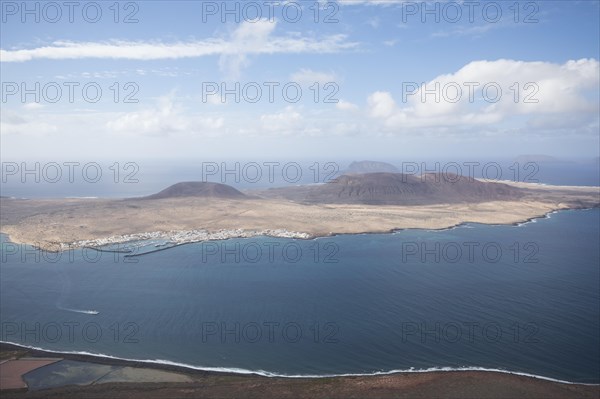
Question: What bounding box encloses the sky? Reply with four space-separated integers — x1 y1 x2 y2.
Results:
1 0 599 161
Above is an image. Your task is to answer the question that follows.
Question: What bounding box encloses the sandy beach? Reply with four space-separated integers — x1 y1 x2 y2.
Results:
1 343 598 399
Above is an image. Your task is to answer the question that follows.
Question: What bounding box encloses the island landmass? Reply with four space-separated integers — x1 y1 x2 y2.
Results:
1 173 598 251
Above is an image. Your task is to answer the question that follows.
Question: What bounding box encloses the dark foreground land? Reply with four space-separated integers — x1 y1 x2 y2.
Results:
1 344 598 399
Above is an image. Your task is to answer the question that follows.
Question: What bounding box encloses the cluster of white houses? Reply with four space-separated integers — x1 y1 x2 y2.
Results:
60 229 312 250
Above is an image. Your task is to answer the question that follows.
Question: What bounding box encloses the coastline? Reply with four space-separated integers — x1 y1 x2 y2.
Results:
2 342 598 399
1 202 597 253
2 341 599 385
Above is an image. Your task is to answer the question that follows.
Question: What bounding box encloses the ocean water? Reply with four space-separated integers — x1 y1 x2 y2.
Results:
0 209 599 383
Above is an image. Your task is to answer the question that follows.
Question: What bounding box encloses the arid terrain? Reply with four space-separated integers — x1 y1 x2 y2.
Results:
1 344 598 399
0 173 598 250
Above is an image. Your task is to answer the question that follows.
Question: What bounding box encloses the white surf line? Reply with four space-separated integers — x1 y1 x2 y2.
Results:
2 341 598 386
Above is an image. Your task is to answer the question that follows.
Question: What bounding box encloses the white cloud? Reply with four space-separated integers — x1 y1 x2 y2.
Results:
218 53 250 80
367 91 396 118
290 69 338 85
260 106 302 134
366 58 599 131
1 20 358 64
0 110 57 136
367 17 380 28
218 19 277 79
431 24 497 39
336 100 359 111
23 103 45 110
107 95 224 136
3 59 596 153
336 0 408 5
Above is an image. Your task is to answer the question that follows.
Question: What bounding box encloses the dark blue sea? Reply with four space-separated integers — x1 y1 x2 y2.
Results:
1 209 598 383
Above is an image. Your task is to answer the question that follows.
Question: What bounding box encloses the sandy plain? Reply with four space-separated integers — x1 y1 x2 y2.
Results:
0 181 598 250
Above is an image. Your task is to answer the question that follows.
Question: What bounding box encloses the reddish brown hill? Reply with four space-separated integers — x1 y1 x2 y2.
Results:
143 182 247 200
257 173 524 205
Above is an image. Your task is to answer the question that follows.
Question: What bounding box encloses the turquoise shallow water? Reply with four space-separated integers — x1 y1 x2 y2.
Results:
1 209 599 383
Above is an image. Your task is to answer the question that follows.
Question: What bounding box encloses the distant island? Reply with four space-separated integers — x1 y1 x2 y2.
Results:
344 160 400 174
513 154 571 164
1 172 598 251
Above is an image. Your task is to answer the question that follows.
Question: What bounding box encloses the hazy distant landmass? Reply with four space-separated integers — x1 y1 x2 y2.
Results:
513 154 570 163
344 160 399 174
143 182 247 200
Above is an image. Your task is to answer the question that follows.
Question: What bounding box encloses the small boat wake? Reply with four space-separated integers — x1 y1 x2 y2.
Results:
58 307 99 315
55 268 99 315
